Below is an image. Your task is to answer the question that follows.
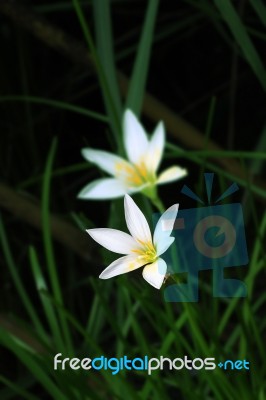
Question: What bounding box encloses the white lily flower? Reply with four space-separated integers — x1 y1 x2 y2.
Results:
87 194 178 289
78 109 187 200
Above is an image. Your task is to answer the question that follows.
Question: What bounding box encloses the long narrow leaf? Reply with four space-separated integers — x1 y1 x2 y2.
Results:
41 138 73 354
250 0 266 28
72 0 123 152
0 329 68 400
126 0 159 115
29 246 62 350
0 95 108 122
0 375 39 400
93 0 122 117
213 0 266 90
0 214 47 343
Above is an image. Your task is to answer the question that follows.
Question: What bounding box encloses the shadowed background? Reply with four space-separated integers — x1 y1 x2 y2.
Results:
0 1 266 399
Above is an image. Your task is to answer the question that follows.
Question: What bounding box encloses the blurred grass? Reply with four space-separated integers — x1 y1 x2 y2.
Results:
213 0 266 90
0 0 266 399
125 0 159 116
72 0 123 153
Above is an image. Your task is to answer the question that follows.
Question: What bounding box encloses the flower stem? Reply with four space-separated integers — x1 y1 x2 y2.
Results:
151 196 164 212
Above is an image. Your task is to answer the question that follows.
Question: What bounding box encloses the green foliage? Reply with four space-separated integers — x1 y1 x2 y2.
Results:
125 0 159 116
0 1 266 399
213 0 266 90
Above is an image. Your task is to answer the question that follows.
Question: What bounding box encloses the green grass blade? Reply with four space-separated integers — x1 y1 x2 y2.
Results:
28 245 62 350
169 149 266 160
0 95 108 122
86 294 105 340
126 0 159 116
38 292 141 400
166 143 266 199
41 138 73 354
198 96 217 183
250 0 266 28
72 0 123 152
0 375 39 400
19 162 89 189
90 279 127 342
213 0 266 90
0 329 68 400
120 287 152 354
0 214 47 343
249 124 266 174
93 0 122 117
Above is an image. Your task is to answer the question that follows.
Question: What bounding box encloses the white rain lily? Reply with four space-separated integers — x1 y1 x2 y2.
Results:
87 194 178 289
78 109 187 200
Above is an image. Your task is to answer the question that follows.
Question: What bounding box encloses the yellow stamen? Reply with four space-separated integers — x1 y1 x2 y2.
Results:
132 240 157 264
114 159 156 187
114 161 143 186
136 160 148 179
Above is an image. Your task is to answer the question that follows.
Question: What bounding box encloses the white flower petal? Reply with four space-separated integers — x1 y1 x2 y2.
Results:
99 254 144 279
142 258 167 289
156 237 175 256
124 194 152 243
87 228 141 254
153 204 179 250
123 109 149 164
78 178 127 199
81 148 126 176
145 121 165 173
157 166 187 184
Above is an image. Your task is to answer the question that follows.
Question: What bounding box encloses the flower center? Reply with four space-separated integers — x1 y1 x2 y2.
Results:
132 240 157 264
114 160 156 187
